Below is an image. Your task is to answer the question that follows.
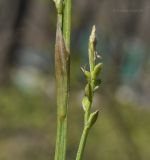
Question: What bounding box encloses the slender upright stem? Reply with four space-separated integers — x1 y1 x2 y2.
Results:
54 0 71 160
75 127 90 160
63 0 72 50
75 26 102 160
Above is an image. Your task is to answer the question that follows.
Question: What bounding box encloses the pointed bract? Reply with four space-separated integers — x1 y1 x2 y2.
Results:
87 110 99 128
82 96 91 111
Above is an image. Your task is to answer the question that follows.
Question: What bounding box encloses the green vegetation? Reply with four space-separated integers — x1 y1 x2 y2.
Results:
76 26 102 160
53 0 103 158
0 87 150 160
53 0 71 159
0 0 150 160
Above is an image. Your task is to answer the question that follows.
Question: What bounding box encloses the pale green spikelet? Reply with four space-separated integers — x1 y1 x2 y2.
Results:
76 26 103 160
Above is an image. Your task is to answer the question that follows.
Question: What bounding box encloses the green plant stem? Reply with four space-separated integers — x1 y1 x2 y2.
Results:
76 126 90 160
63 0 72 50
54 0 71 160
75 26 100 160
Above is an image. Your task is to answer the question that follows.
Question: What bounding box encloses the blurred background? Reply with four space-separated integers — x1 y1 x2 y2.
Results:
0 0 150 159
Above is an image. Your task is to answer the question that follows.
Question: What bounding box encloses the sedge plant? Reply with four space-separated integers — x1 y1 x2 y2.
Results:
52 0 102 160
76 26 102 160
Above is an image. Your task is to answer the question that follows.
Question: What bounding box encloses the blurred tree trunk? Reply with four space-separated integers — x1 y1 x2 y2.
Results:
0 0 18 84
21 0 53 50
137 0 150 45
0 0 29 85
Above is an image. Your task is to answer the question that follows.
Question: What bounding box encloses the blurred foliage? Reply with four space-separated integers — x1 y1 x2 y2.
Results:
0 0 150 159
0 86 150 160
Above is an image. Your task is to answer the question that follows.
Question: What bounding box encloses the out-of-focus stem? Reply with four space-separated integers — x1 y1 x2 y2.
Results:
53 0 71 160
